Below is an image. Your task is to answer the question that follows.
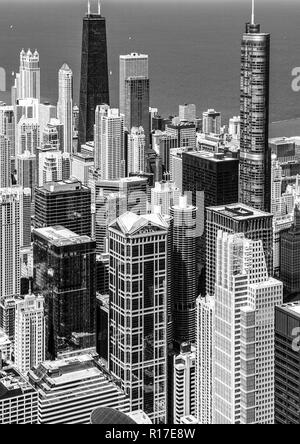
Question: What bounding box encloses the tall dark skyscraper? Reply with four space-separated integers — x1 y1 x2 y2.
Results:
78 1 109 148
35 179 92 237
33 226 96 359
239 2 271 212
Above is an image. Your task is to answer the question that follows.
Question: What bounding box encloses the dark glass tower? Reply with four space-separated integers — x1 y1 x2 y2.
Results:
78 2 109 148
34 179 92 237
33 226 96 359
239 4 271 212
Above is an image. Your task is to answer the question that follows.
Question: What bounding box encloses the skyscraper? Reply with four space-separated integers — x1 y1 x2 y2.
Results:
119 53 149 117
0 135 11 187
275 302 300 424
128 127 145 174
78 1 109 147
94 105 125 179
0 188 21 298
109 212 169 424
202 109 221 134
34 179 92 237
196 295 214 425
16 150 37 199
206 203 273 296
124 78 150 146
14 294 45 374
280 204 300 295
57 64 73 154
173 343 196 424
151 181 180 216
33 226 96 359
16 49 40 102
214 231 283 424
239 3 271 211
170 196 198 345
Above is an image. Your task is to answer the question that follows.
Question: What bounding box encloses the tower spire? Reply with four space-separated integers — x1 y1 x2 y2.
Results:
88 0 91 15
98 0 101 15
251 0 255 25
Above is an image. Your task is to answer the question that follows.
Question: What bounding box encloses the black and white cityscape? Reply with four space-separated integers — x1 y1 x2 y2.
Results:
0 0 300 428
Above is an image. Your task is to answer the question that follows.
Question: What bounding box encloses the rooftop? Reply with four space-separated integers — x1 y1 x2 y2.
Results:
33 226 92 246
0 366 34 399
280 302 300 316
39 179 87 193
110 212 169 236
184 151 237 163
207 203 272 219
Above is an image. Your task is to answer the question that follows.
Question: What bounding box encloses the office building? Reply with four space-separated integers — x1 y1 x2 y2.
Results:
196 295 214 425
275 303 300 424
57 64 73 154
280 204 300 295
173 343 196 424
170 196 198 345
214 231 283 424
109 213 168 424
239 10 271 211
166 122 196 150
33 226 96 359
128 126 145 174
119 52 148 118
152 131 178 172
94 105 125 179
28 354 130 424
183 151 239 208
78 3 109 146
179 104 196 123
206 203 273 296
0 365 38 424
35 179 92 237
14 294 45 374
15 49 40 102
202 109 221 134
124 78 150 146
94 177 148 253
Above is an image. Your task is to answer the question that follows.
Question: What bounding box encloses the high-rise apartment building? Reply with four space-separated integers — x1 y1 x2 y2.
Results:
33 226 96 359
214 231 283 424
16 117 39 156
173 343 196 424
34 179 92 237
275 302 300 424
109 213 169 424
57 64 73 154
128 126 145 174
14 294 45 374
196 295 214 425
37 149 71 187
94 105 125 179
239 10 271 211
0 188 21 298
16 151 37 199
151 180 180 215
78 3 109 147
28 354 130 424
0 135 11 187
206 203 273 296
